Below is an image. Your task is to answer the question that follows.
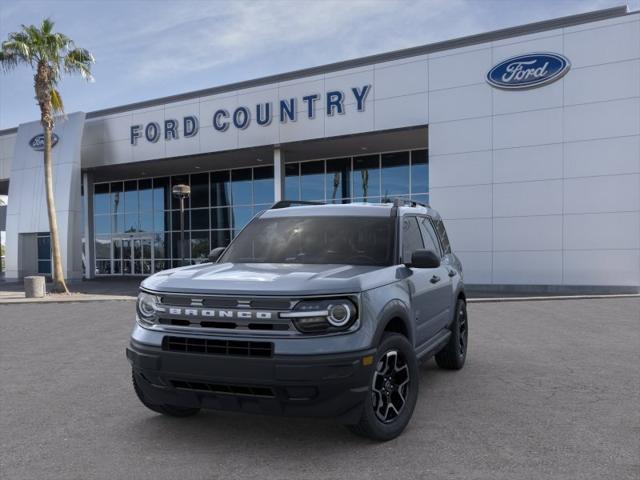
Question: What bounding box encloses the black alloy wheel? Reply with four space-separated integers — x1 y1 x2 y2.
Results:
371 349 411 423
348 333 419 441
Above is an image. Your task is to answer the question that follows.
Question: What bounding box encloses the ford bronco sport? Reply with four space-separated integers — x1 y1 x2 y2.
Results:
127 199 468 441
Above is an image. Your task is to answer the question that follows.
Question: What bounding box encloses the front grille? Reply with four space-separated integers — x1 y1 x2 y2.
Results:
171 380 275 397
162 336 273 357
158 318 290 331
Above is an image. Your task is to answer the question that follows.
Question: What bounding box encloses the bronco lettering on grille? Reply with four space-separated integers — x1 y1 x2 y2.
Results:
156 306 273 320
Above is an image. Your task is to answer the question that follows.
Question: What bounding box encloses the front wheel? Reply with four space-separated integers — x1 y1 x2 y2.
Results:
348 333 419 441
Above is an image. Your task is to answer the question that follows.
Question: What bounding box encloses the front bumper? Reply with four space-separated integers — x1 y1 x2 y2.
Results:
126 338 376 424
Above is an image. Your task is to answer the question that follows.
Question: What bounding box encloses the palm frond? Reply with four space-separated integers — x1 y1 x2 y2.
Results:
0 50 19 70
50 88 64 114
41 18 55 35
2 36 33 61
64 47 94 81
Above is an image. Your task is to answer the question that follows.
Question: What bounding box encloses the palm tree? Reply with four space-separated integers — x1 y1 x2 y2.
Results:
0 19 94 293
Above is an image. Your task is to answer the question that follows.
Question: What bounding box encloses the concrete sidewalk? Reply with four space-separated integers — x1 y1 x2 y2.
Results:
0 277 139 303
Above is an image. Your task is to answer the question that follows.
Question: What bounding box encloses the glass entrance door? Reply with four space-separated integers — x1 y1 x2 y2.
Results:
113 236 153 275
133 238 153 275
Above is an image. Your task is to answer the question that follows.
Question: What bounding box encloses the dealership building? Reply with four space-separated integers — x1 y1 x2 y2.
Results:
0 6 638 292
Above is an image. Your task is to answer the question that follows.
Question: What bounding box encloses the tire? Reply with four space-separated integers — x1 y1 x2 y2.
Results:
435 299 468 370
348 333 419 441
132 370 200 417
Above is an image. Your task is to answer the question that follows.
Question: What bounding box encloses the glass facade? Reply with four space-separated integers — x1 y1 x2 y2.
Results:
285 149 428 204
93 165 274 275
92 149 427 275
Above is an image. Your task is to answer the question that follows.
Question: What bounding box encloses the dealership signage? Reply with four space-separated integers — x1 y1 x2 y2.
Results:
29 133 59 151
130 84 372 145
487 53 570 90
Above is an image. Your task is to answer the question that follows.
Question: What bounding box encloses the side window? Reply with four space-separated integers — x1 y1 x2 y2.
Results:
434 218 451 254
419 217 441 256
402 217 424 263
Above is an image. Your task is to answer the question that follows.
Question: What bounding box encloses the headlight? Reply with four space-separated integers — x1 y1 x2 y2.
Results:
136 292 159 326
282 298 358 333
327 303 353 327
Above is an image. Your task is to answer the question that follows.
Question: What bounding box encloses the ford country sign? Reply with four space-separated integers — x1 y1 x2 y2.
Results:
487 53 570 90
130 84 371 145
29 133 59 151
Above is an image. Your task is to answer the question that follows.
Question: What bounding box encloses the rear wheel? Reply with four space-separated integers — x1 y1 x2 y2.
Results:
348 333 419 441
132 371 200 417
435 299 468 370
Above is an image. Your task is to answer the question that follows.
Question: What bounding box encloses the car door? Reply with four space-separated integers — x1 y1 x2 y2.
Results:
418 216 454 334
401 216 446 347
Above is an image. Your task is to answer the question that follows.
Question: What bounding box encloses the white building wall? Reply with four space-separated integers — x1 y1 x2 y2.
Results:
0 133 16 181
428 13 640 287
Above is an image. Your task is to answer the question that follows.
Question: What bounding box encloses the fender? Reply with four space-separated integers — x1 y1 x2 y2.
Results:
371 298 413 347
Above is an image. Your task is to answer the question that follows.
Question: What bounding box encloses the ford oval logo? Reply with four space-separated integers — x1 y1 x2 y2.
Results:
29 133 59 151
487 53 570 90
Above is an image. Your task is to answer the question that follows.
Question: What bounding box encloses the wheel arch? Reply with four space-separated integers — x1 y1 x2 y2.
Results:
372 299 413 347
457 290 466 303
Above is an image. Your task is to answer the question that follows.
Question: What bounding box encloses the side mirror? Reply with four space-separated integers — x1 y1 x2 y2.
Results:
407 249 440 269
208 247 226 263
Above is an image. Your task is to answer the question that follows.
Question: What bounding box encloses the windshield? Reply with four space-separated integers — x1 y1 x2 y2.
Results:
220 216 395 266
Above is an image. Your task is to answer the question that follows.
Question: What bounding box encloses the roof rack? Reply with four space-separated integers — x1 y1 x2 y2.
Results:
382 197 430 208
270 200 325 209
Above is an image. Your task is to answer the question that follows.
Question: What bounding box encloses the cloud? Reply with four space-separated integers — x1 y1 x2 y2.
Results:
107 0 470 81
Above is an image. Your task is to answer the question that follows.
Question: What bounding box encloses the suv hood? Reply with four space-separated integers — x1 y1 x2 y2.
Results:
141 262 397 296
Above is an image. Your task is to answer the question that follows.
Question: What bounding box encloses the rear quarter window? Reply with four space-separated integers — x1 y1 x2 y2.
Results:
434 218 452 254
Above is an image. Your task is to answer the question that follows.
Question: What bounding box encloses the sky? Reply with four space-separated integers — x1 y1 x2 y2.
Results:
0 0 636 130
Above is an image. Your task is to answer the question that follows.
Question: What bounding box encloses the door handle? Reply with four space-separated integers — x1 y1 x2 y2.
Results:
448 269 456 277
430 275 440 284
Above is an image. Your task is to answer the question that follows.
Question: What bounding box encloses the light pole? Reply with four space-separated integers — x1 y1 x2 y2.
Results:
172 184 191 266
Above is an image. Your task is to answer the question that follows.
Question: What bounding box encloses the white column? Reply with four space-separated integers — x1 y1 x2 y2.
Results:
273 146 285 202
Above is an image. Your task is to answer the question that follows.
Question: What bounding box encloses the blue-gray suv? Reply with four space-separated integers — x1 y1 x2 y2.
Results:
127 199 468 440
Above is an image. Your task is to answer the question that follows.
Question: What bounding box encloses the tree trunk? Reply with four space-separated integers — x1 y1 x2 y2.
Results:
43 123 69 293
36 63 69 293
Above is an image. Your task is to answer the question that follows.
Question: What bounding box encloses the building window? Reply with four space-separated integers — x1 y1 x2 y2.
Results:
231 168 252 205
253 166 274 205
352 154 380 201
92 164 277 275
326 158 350 204
284 148 429 205
37 232 51 275
381 151 410 197
300 161 325 201
284 163 300 200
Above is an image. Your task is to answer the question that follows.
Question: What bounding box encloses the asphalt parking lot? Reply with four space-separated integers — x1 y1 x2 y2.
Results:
1 297 638 480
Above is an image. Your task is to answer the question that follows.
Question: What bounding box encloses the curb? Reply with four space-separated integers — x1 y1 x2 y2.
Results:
467 293 640 303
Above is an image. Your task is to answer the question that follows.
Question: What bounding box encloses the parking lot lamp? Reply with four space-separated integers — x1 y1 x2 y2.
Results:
172 184 191 266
